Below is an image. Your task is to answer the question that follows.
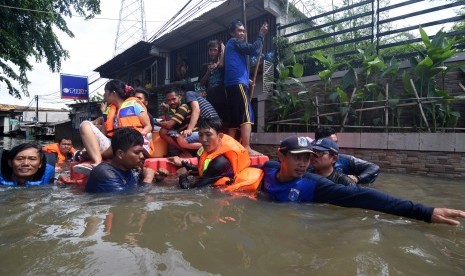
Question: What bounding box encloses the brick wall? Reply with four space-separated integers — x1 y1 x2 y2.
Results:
253 144 465 179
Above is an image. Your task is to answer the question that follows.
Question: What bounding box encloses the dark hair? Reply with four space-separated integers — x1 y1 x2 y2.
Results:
105 79 134 99
2 143 46 181
314 127 337 141
208 39 221 49
56 137 72 144
111 127 144 154
228 19 243 34
198 117 223 133
165 87 181 96
134 87 149 101
180 82 196 92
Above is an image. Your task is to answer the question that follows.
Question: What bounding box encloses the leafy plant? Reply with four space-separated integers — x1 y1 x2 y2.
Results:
403 27 461 131
267 36 312 132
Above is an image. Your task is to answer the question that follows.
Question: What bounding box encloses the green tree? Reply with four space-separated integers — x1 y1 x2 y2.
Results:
0 0 101 99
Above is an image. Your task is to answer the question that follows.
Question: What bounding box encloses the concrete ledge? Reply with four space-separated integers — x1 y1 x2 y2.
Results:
388 133 420 151
252 132 465 153
420 133 455 152
338 133 360 148
456 133 465 152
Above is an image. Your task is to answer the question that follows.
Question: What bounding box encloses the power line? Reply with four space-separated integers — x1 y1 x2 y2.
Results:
148 0 222 41
0 3 166 23
168 0 213 35
149 0 194 41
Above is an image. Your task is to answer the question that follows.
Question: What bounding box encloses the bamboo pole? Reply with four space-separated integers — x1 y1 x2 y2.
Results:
354 106 385 112
341 88 356 132
317 111 340 116
385 83 389 132
266 122 465 131
410 79 431 132
460 82 465 93
315 96 320 128
250 45 263 101
395 100 438 107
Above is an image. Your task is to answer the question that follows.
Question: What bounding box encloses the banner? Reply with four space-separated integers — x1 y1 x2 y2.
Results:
60 74 89 100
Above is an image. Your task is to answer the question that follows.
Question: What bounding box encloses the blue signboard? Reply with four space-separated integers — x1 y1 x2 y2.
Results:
60 74 89 100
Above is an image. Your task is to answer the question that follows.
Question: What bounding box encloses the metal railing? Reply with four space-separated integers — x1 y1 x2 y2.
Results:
278 0 465 72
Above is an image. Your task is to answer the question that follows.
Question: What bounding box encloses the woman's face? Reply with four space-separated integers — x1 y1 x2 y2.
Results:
104 89 117 104
8 148 42 182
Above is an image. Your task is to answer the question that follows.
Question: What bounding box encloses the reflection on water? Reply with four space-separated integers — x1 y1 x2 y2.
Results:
0 136 52 150
0 174 464 275
1 138 465 275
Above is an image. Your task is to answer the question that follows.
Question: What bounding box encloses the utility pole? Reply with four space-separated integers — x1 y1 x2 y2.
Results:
242 0 247 42
35 95 39 123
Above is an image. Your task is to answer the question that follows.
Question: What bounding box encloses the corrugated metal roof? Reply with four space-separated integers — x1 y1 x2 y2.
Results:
150 0 269 50
94 0 273 76
94 41 155 79
0 104 67 112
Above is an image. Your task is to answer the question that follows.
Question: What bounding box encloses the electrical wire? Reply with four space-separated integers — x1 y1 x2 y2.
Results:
148 0 194 41
167 0 213 34
3 0 223 108
149 0 222 41
0 3 166 23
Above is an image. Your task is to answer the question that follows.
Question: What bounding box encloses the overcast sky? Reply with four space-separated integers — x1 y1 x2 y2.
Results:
1 0 222 109
1 0 457 109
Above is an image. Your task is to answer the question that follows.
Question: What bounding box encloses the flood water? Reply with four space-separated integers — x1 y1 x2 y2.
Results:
1 137 465 275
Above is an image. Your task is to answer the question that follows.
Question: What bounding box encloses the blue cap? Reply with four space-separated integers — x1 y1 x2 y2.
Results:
279 136 313 154
312 138 339 154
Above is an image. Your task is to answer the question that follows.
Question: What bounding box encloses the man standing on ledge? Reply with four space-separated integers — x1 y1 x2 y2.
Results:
224 19 268 156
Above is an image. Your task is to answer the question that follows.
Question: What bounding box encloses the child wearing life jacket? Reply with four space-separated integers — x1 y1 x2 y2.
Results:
75 79 154 175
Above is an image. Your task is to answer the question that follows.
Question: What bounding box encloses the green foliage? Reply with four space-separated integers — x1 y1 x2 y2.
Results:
268 36 312 131
74 93 103 104
403 27 462 131
0 0 101 99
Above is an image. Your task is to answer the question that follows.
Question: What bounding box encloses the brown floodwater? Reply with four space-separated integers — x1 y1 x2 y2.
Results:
1 138 465 275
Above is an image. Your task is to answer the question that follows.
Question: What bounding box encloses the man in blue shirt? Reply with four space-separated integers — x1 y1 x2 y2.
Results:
85 127 166 193
261 135 465 225
224 19 268 156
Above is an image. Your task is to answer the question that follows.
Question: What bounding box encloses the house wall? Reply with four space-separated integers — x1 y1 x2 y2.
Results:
169 14 277 84
69 103 101 130
1 117 8 134
23 111 69 123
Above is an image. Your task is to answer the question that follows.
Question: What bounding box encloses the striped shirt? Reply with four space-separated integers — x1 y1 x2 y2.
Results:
185 91 219 119
171 103 192 131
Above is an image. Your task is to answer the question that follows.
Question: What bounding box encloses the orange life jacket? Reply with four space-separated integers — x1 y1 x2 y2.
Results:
42 143 76 164
103 104 117 137
197 134 263 192
107 97 155 156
